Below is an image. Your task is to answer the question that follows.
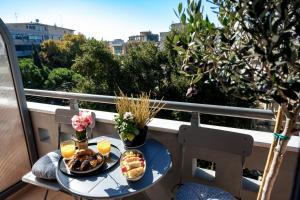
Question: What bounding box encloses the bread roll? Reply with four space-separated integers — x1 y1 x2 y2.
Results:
127 167 144 178
122 154 137 161
124 157 140 163
125 160 141 170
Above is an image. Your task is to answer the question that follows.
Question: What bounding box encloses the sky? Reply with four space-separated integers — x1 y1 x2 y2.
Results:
0 0 219 41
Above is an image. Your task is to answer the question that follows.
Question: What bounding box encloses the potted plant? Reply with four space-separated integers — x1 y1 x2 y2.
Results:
71 111 93 150
114 91 164 148
171 0 300 199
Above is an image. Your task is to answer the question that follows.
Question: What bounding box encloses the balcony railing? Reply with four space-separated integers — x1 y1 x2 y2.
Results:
24 88 275 120
23 89 300 200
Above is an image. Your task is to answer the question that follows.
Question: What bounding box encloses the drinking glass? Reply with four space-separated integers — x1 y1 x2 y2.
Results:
97 140 111 157
60 140 76 159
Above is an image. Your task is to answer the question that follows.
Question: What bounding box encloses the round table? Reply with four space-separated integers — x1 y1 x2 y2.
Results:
56 136 172 199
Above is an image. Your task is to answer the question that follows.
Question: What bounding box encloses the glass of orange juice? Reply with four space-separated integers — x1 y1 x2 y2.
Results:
97 140 111 157
60 140 76 159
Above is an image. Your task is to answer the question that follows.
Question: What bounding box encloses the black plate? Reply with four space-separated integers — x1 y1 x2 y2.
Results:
58 143 121 177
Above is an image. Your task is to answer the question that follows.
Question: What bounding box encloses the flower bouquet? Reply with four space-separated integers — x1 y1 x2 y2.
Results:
71 111 93 150
114 91 164 148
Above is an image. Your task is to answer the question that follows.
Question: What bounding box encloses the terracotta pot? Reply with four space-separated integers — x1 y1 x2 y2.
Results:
119 126 148 148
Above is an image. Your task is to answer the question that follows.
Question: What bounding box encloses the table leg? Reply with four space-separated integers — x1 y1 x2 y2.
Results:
142 191 151 200
43 189 49 200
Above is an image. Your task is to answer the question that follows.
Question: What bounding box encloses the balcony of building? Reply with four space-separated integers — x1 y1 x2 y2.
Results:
1 88 298 200
1 15 300 200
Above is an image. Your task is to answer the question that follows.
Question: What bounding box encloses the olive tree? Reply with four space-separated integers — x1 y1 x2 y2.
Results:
173 0 300 199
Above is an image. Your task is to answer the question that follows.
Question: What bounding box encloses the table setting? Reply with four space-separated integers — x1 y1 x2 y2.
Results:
53 91 172 199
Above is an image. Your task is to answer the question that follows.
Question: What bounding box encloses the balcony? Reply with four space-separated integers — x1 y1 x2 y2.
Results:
2 89 298 200
1 13 300 200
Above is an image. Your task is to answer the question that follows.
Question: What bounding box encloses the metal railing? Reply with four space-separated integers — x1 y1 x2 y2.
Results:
24 89 276 123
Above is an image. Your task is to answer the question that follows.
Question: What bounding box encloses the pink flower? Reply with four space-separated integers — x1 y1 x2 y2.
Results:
80 111 93 125
71 115 84 132
71 111 93 132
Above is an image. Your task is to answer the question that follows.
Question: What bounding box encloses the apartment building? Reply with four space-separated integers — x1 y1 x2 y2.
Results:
6 19 74 57
109 39 125 55
128 31 159 42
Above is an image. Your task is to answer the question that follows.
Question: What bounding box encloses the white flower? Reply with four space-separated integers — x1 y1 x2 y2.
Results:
123 112 133 120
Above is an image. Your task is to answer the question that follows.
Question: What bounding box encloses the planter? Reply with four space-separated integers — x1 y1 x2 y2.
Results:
119 126 148 148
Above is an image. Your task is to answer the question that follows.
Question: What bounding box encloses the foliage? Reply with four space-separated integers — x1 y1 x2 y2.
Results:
115 90 165 128
72 38 120 95
114 112 138 141
32 44 42 68
44 67 85 91
114 91 164 142
173 0 300 111
19 58 48 89
172 0 300 199
172 0 217 95
40 34 86 68
118 42 167 95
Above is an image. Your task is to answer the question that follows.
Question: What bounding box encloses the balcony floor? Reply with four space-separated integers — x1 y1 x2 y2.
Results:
7 184 147 200
7 185 72 200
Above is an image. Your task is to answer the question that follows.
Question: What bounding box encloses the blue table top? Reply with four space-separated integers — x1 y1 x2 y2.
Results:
56 136 172 199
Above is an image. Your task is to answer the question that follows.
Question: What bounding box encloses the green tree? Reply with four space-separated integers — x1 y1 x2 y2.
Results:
32 44 42 68
40 34 86 68
118 42 166 95
172 0 300 199
72 38 120 95
19 58 47 89
44 68 85 91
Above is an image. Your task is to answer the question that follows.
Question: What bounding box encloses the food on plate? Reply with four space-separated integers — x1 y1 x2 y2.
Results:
127 167 144 179
65 148 103 172
121 150 145 180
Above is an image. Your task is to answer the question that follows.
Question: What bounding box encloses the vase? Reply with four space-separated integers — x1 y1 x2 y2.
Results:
119 126 148 148
73 129 89 150
74 138 89 150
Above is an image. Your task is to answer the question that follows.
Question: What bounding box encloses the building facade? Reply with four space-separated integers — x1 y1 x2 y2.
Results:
6 20 74 57
109 39 125 55
128 31 159 42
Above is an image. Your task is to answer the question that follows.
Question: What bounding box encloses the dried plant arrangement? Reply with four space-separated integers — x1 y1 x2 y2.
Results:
114 90 165 147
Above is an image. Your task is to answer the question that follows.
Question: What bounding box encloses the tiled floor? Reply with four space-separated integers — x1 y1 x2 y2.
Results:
7 185 147 200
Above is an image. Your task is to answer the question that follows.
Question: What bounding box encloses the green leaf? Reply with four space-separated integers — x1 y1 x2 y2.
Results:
181 13 186 24
173 35 180 44
192 73 203 84
178 3 183 15
173 8 179 18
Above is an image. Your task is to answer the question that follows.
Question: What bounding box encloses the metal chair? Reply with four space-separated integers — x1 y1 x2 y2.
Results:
23 108 96 200
175 125 253 200
55 108 96 149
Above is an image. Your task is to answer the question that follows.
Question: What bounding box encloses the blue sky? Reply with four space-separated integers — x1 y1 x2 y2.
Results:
0 0 219 41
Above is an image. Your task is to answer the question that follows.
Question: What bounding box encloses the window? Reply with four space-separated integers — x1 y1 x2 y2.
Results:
15 45 32 51
28 25 36 30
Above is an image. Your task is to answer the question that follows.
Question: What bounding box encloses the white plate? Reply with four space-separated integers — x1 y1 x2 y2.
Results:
120 149 146 181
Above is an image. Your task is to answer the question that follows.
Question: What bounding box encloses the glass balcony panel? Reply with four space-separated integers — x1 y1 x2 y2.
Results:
0 34 31 192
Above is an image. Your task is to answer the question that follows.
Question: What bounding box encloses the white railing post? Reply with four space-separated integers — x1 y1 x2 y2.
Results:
191 112 200 127
70 99 79 111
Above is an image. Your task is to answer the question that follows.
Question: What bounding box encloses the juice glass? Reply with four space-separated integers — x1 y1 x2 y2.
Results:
60 140 76 159
97 140 111 157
